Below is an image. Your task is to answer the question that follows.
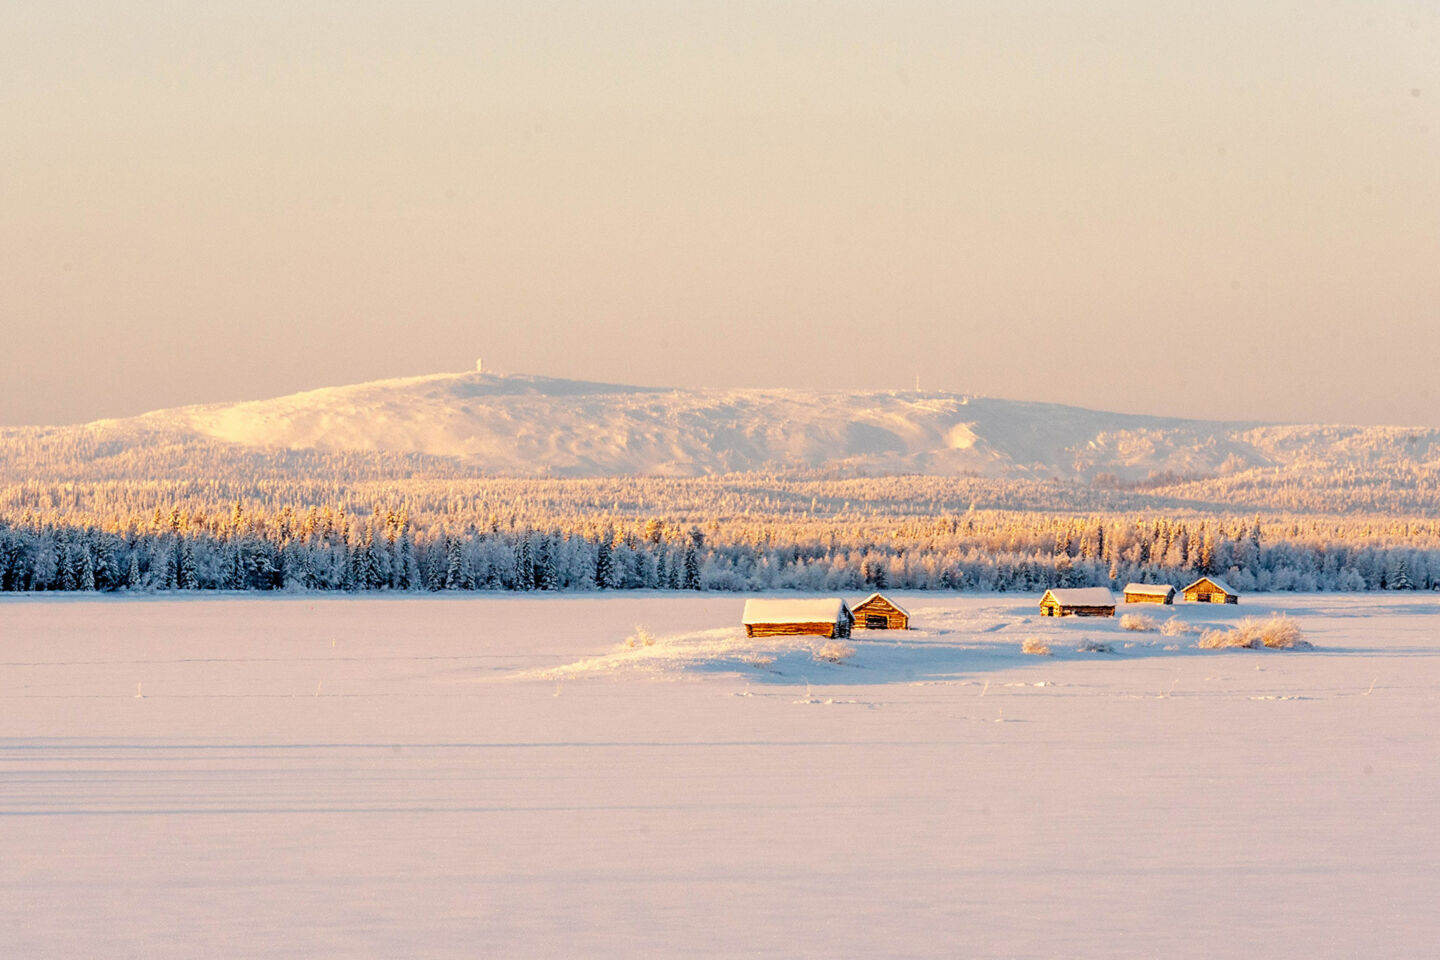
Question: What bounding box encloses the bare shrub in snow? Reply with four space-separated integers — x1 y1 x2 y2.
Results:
1197 615 1312 651
1119 613 1156 632
812 640 855 663
1076 639 1113 654
743 654 776 668
1160 617 1194 636
624 624 656 649
1021 637 1052 656
1249 614 1311 649
1197 628 1257 649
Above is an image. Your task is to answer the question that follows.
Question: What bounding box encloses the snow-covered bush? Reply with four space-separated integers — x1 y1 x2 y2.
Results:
1253 615 1310 649
1021 637 1052 656
1197 628 1256 649
1119 613 1156 632
1198 615 1311 650
812 640 855 663
1160 617 1194 636
1076 639 1113 653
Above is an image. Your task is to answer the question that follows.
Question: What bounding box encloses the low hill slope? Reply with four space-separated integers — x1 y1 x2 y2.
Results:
121 371 1269 479
4 372 1439 499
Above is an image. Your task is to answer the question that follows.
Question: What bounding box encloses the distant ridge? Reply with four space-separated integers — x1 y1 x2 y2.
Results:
9 370 1440 482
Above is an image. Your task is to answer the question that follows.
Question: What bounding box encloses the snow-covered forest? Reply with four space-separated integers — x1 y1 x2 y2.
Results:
7 423 1440 594
4 497 1438 594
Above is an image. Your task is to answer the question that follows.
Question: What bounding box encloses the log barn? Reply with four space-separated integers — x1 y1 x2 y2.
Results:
1039 588 1116 618
1181 576 1239 604
1123 583 1176 605
852 593 909 630
742 598 854 639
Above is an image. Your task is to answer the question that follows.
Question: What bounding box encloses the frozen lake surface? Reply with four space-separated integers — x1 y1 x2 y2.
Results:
2 593 1438 958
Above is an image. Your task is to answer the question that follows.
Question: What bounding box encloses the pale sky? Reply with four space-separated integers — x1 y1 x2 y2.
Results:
2 1 1437 427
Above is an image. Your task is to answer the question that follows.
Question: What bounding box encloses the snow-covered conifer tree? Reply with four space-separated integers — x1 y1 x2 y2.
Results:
444 537 463 590
595 535 614 589
538 536 559 591
397 529 419 590
79 547 97 591
1392 557 1414 590
178 542 199 590
515 533 534 591
683 541 701 590
93 536 119 590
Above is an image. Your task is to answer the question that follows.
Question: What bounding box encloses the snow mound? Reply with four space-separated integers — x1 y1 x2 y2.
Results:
522 627 856 681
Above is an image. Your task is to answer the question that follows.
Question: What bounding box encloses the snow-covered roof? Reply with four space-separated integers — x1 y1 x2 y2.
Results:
1041 588 1116 607
742 598 852 625
1123 583 1176 596
853 593 909 617
1183 576 1236 595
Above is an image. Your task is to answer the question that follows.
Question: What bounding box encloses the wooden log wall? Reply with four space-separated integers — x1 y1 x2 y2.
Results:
852 598 908 629
745 622 846 639
1043 603 1115 617
1184 590 1238 604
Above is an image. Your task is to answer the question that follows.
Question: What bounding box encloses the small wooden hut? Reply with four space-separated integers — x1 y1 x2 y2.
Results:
852 593 909 630
742 598 854 639
1123 583 1176 605
1039 588 1116 618
1181 576 1239 604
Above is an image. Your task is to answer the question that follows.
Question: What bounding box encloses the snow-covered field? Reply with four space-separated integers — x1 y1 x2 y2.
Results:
2 593 1437 958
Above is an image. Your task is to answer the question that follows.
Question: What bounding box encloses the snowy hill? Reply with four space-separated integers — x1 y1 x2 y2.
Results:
13 370 1440 482
118 370 1263 479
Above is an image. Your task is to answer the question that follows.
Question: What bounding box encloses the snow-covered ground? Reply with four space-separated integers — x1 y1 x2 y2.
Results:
2 593 1437 958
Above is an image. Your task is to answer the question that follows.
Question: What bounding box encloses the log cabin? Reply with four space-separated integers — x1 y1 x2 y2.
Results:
1123 583 1176 605
851 593 909 630
742 598 854 639
1181 576 1239 604
1039 588 1116 618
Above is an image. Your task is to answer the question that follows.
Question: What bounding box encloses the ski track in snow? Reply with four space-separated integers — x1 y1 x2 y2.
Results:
1 592 1437 958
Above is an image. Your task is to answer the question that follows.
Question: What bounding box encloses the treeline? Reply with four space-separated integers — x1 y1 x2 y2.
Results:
8 428 1440 517
2 505 1437 594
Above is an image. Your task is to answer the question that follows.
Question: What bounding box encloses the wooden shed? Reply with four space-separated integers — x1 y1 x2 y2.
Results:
742 598 854 639
1123 583 1176 605
852 593 909 630
1181 576 1239 604
1039 588 1116 618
